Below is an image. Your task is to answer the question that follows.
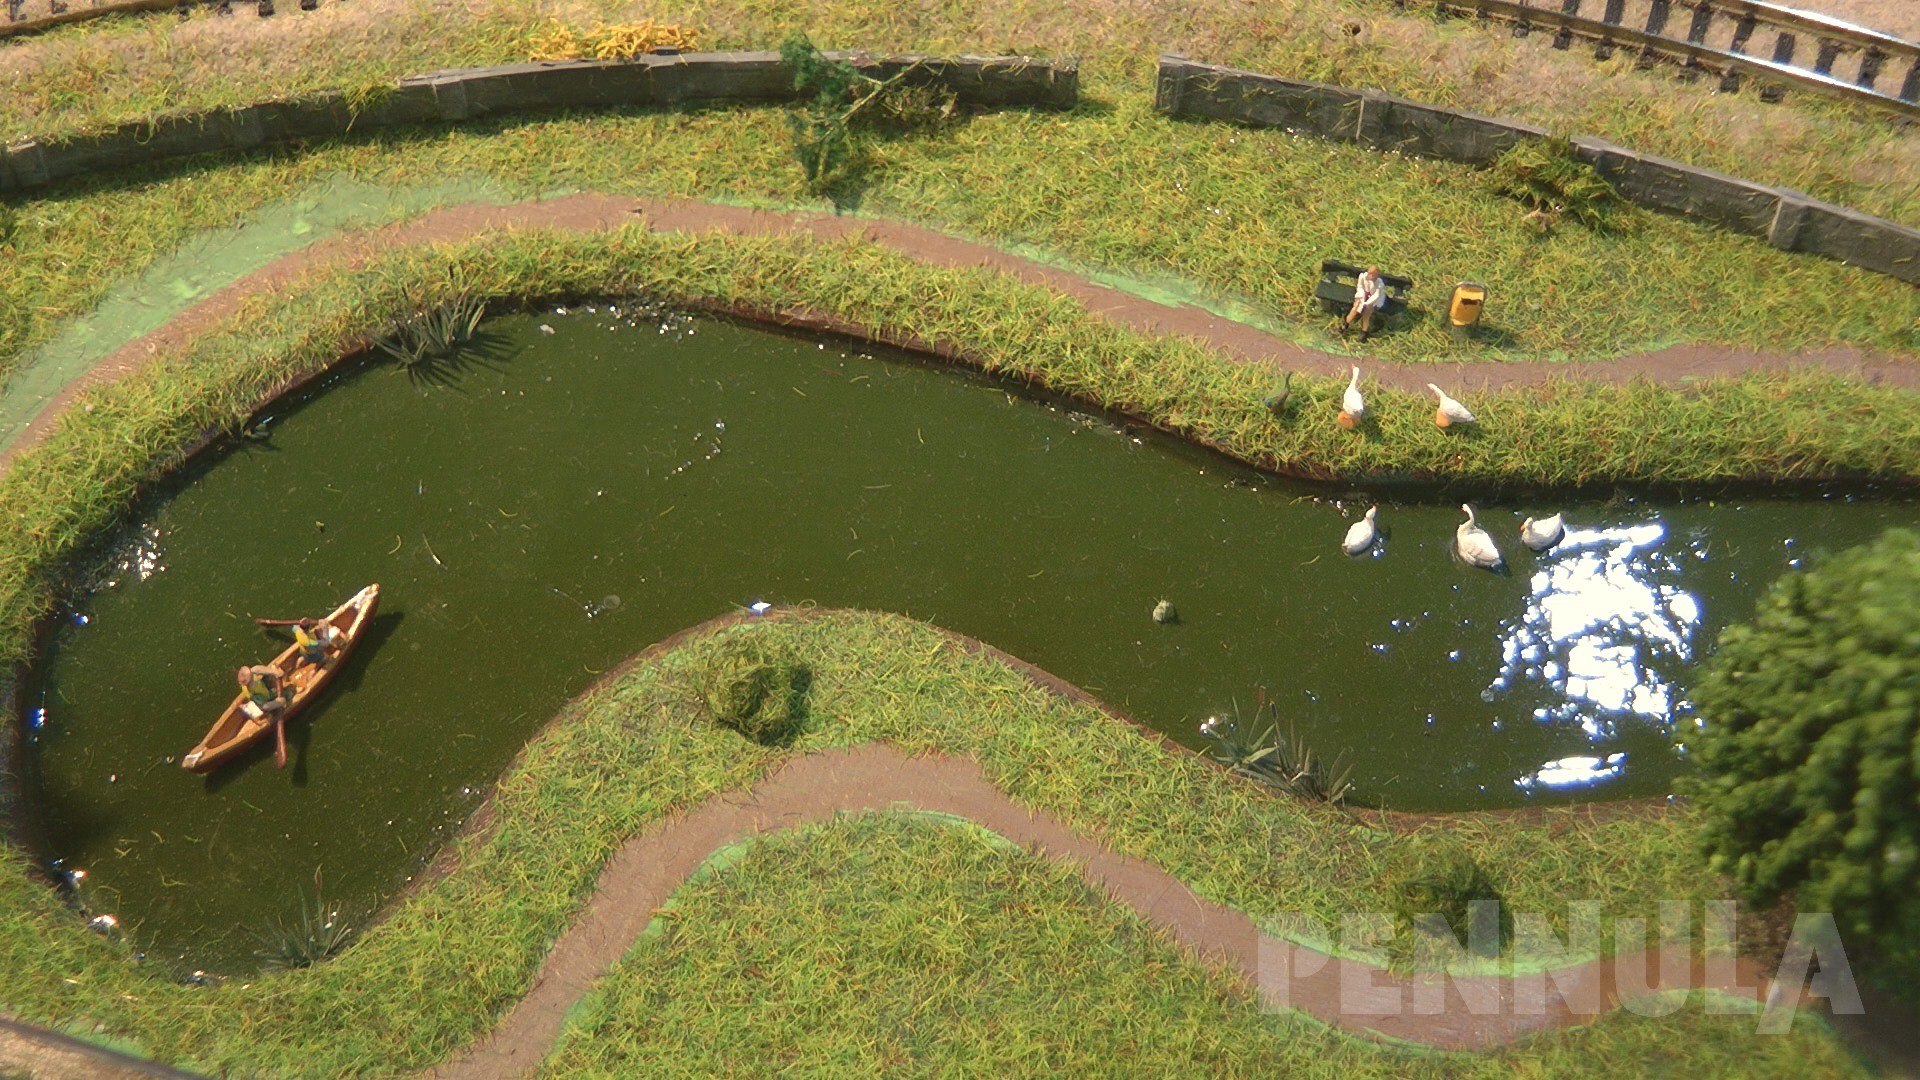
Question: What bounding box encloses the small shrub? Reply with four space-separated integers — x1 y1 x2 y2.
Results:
1383 837 1506 957
701 638 811 746
1487 136 1625 232
1686 528 1920 985
778 32 957 195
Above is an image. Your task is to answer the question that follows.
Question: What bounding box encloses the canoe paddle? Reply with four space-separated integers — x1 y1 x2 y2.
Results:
255 618 306 626
273 712 288 769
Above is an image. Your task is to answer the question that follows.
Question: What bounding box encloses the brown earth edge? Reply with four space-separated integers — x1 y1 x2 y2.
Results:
3 191 1917 479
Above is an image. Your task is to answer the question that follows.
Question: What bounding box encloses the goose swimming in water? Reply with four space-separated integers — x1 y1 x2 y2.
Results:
1454 503 1504 570
1427 383 1475 428
1520 513 1566 552
1342 505 1378 555
1338 366 1366 429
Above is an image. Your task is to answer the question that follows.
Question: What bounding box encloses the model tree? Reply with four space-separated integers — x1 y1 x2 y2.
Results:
1687 529 1920 977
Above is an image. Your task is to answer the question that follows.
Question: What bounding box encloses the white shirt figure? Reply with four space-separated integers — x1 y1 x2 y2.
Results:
1354 268 1386 311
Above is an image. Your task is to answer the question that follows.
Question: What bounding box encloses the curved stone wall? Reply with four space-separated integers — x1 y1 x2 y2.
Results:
0 50 1078 193
1155 54 1920 286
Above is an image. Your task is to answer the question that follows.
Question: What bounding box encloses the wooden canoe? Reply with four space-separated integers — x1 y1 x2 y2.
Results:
181 584 380 773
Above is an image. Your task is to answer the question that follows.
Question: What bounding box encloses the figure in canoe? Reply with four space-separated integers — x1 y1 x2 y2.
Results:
292 617 342 668
183 584 380 773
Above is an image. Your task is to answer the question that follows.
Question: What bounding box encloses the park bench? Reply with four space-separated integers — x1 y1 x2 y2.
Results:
1313 259 1413 320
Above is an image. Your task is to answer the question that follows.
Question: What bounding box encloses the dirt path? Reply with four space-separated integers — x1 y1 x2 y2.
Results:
2 191 1912 476
0 1015 202 1079
426 742 1783 1080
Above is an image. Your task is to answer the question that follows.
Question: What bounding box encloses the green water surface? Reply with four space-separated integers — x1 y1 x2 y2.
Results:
26 309 1920 971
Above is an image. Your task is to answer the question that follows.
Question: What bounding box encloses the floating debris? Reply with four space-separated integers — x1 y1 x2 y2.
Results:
1152 599 1177 624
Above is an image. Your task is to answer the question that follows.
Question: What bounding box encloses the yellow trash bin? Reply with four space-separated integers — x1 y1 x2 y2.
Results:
1448 282 1487 342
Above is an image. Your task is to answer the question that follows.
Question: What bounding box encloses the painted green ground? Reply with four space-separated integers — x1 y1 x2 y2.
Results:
542 811 1865 1079
0 611 1866 1075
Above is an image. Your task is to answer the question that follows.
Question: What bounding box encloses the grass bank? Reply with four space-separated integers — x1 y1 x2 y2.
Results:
0 610 1864 1076
542 810 1864 1079
3 227 1918 668
0 225 1894 1075
4 0 1916 231
4 22 1920 381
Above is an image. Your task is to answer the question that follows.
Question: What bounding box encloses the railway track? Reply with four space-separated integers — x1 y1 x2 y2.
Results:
2 0 328 40
1425 0 1920 119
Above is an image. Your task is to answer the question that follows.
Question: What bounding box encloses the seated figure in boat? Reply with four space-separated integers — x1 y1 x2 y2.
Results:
292 617 342 669
236 664 289 721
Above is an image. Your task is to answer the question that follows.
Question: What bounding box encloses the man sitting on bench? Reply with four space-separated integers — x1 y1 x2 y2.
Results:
1342 265 1387 340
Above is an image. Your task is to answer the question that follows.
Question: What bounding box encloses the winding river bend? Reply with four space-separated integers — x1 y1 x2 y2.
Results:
24 308 1920 970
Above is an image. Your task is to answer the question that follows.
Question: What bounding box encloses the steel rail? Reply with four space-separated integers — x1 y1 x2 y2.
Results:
1428 0 1920 119
1 0 321 41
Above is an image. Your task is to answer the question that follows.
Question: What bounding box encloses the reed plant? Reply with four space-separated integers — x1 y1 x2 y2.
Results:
250 878 357 972
1199 691 1355 804
373 292 487 375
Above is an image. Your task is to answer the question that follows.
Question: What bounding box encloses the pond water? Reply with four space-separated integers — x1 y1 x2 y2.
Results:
23 308 1919 971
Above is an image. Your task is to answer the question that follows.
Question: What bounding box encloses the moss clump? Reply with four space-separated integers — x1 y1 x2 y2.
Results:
700 637 811 746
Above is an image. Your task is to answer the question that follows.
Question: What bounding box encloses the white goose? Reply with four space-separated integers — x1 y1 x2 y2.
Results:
1338 365 1366 429
1427 383 1476 428
1454 504 1504 570
1342 505 1378 555
1520 513 1566 552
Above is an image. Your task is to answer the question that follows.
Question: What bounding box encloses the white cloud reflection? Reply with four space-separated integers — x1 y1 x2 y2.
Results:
1516 753 1628 791
1487 521 1701 791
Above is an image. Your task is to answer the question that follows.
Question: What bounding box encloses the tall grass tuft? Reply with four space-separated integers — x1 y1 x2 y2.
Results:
250 876 356 972
1487 136 1626 232
374 293 487 375
1198 690 1354 804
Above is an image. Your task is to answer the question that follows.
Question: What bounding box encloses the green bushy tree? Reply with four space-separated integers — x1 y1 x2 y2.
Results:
1686 529 1920 974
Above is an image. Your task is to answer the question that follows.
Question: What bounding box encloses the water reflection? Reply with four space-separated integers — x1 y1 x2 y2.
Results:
1487 521 1702 792
98 522 165 587
1517 752 1629 791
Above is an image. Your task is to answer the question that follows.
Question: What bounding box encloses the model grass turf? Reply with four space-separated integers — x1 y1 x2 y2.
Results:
3 98 1917 380
5 0 1917 229
2 227 1918 670
541 810 1866 1080
0 612 1861 1075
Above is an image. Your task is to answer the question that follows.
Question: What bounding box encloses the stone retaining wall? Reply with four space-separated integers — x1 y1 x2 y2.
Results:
0 51 1076 194
1155 54 1920 285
